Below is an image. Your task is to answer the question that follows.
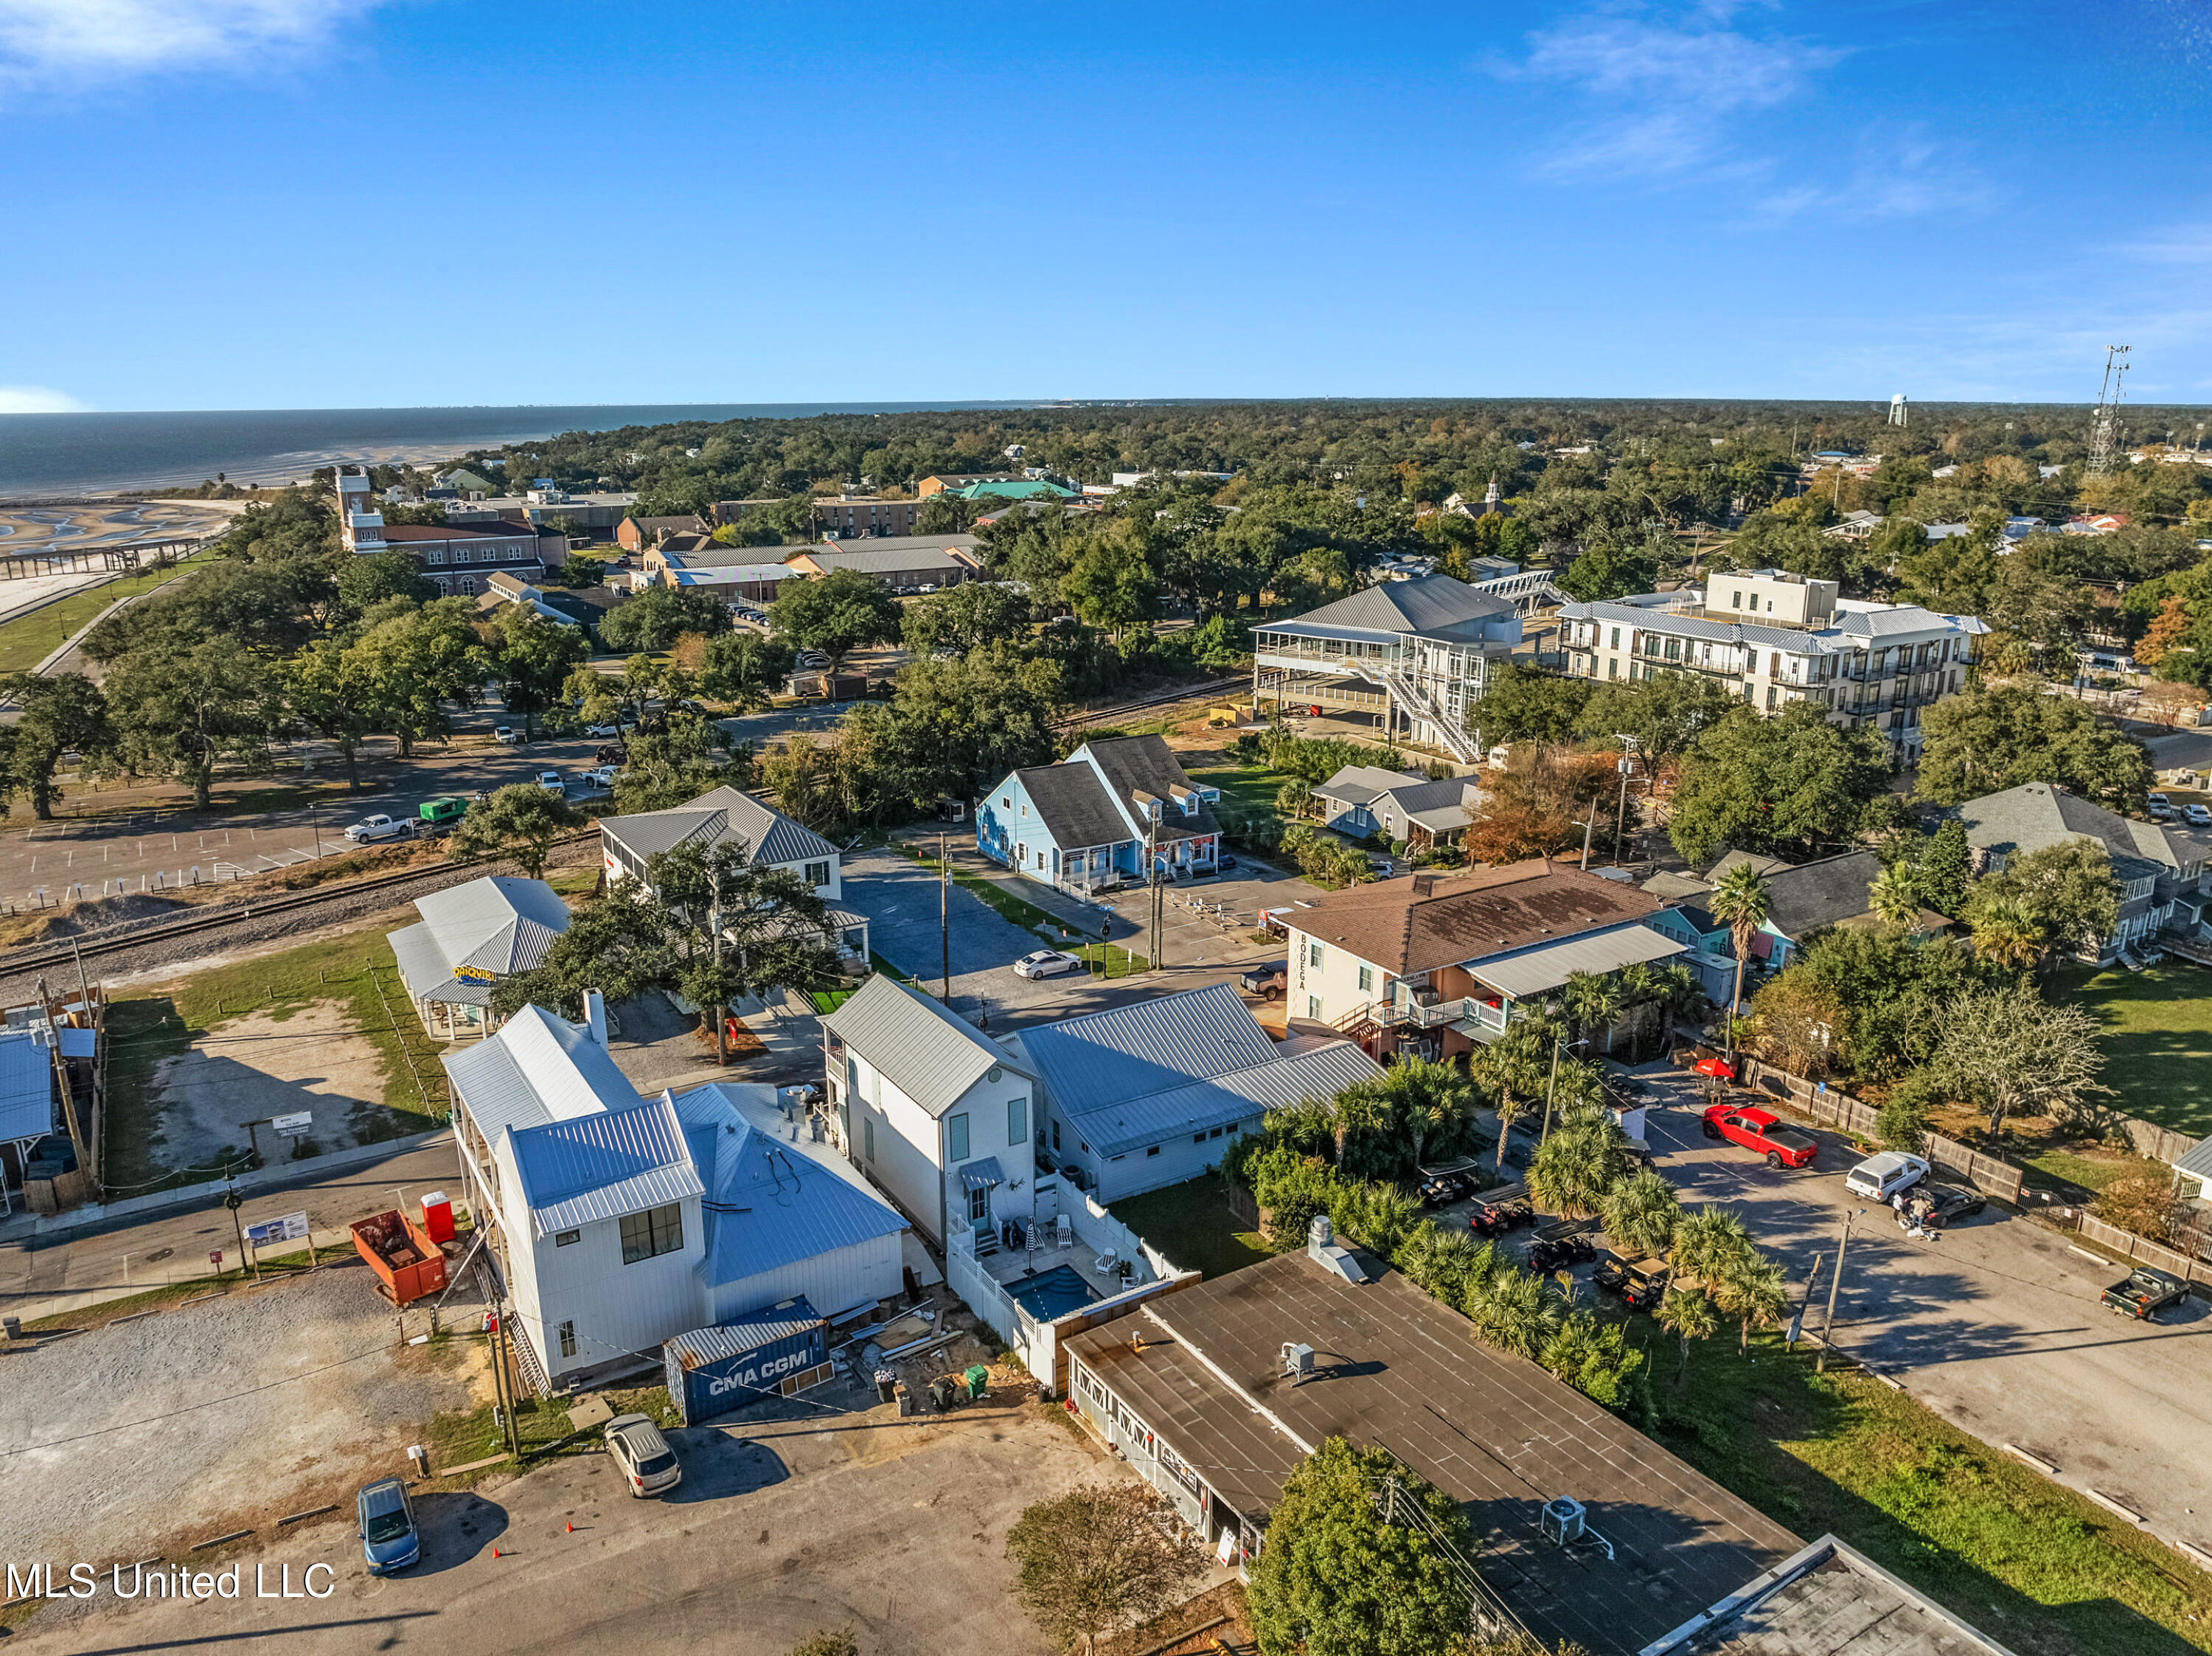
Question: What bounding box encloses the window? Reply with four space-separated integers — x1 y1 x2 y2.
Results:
863 1119 875 1161
1607 657 1618 681
1147 1145 1161 1158
558 1321 577 1358
1307 941 1324 969
1051 1120 1062 1151
968 1183 990 1222
1008 1096 1027 1146
1609 626 1620 650
803 860 830 888
619 1203 684 1265
1194 1133 1208 1144
1766 685 1778 709
1731 590 1743 609
1209 1126 1225 1139
554 1229 580 1248
947 1113 970 1162
1307 995 1321 1020
1357 965 1374 992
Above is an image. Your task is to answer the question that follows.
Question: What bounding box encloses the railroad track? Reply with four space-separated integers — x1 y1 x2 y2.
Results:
0 830 601 978
1054 677 1242 731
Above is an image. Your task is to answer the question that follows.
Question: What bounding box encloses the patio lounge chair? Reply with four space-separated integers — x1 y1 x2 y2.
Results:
1056 1214 1073 1250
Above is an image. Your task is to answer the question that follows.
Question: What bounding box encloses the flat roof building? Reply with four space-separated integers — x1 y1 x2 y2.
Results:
1063 1245 1799 1655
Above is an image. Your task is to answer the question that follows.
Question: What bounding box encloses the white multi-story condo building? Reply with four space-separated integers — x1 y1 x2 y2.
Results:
1251 575 1523 765
1555 568 1985 764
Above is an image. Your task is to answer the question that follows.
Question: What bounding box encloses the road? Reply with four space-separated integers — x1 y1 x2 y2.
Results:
8 1379 1125 1656
1633 1060 2212 1561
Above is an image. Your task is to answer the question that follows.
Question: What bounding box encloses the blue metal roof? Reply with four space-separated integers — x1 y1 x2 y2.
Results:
509 1094 704 1236
0 1029 52 1143
672 1085 906 1287
1018 983 1279 1124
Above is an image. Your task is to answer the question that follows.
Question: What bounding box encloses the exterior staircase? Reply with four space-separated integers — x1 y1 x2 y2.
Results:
1378 667 1484 765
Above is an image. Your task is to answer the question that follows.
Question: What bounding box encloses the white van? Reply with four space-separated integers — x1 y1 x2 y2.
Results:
1845 1152 1930 1203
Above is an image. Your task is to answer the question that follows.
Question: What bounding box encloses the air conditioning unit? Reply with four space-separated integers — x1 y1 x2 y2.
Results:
1540 1497 1586 1545
1281 1342 1315 1385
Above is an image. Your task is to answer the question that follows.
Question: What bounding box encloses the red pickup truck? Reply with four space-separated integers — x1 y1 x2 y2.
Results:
1702 1104 1818 1169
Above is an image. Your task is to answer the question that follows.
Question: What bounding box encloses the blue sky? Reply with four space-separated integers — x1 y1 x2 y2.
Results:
1 0 2208 411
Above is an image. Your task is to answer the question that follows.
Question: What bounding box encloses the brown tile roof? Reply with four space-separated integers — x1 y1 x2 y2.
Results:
1287 858 1661 975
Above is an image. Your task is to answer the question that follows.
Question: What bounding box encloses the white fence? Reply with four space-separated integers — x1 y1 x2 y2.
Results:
942 1181 1190 1395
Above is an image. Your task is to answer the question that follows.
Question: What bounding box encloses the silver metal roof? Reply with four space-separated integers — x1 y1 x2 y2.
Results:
600 785 839 869
443 1004 642 1142
1274 575 1517 641
1562 596 1971 656
1018 983 1281 1124
2174 1135 2212 1180
821 973 1034 1118
389 922 493 1007
1081 1038 1383 1158
1464 921 1688 1001
413 876 571 975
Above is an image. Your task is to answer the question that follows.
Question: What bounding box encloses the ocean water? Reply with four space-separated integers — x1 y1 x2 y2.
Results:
0 402 1034 498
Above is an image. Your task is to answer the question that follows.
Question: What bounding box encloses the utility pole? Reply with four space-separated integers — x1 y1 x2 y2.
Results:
1787 1250 1824 1352
939 835 950 1001
710 863 726 1067
1611 735 1638 866
1817 1211 1864 1373
223 1182 252 1280
1576 813 1596 873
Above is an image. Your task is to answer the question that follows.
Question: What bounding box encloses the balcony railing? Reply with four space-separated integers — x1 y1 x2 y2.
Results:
1338 995 1520 1034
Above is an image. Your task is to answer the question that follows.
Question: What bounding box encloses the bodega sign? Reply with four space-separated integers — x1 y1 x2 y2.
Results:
662 1299 829 1427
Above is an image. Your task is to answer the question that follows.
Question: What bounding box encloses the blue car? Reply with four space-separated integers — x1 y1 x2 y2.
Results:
357 1478 420 1575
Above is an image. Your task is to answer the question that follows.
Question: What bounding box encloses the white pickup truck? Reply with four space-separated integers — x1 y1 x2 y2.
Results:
343 813 415 844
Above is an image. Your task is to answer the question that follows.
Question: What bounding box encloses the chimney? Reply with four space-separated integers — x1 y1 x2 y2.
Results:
583 989 608 1046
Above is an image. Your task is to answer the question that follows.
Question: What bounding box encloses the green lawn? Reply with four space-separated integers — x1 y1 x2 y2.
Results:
2050 961 2212 1138
1648 1326 2212 1656
1186 762 1288 816
1108 1177 1289 1279
0 553 212 674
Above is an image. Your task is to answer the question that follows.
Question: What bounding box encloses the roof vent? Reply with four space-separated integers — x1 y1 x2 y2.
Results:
1307 1214 1373 1284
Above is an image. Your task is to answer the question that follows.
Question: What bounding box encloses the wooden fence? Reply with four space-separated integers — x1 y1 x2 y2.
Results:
2073 1211 2212 1289
1733 1056 2026 1203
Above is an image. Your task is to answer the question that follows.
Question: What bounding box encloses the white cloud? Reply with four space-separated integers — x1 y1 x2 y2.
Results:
1756 132 1995 223
0 0 378 79
0 384 91 414
1501 7 1844 178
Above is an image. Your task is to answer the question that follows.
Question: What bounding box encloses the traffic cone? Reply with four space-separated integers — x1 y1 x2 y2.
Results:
565 1522 574 1534
492 1547 501 1559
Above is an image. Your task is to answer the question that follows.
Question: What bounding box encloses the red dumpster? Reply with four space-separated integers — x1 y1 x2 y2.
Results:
352 1209 448 1306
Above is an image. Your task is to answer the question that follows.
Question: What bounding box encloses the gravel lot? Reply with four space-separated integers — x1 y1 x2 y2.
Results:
5 1258 486 1564
149 1001 389 1164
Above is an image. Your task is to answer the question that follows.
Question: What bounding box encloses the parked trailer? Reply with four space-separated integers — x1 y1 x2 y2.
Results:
351 1209 448 1306
662 1298 832 1427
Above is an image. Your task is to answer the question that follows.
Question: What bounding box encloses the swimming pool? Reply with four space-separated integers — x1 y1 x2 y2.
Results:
1005 1263 1100 1321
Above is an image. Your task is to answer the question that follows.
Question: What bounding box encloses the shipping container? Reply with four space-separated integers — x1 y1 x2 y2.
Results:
662 1298 831 1426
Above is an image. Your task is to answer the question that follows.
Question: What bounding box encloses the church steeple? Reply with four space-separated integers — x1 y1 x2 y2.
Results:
1481 473 1500 514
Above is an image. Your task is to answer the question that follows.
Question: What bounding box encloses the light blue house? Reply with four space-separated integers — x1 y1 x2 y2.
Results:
976 735 1223 894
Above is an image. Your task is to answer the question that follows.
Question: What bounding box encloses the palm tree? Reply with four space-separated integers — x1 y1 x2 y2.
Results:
1650 962 1706 1054
1656 1287 1719 1384
1708 863 1772 1056
1465 1265 1560 1360
1526 1113 1627 1218
1868 863 1921 933
1669 1206 1754 1293
1713 1253 1790 1354
1562 970 1625 1056
1968 892 2042 971
1481 1020 1551 1170
1601 1169 1680 1258
1616 962 1661 1059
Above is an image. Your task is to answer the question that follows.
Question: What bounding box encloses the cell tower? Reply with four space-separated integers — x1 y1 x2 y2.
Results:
1888 394 1908 428
2087 345 2130 476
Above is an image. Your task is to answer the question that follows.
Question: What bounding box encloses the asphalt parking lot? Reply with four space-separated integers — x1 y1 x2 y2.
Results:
11 1383 1125 1656
1630 1061 2212 1558
840 844 1290 1030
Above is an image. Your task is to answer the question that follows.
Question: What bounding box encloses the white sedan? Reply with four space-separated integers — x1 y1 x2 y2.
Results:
1013 949 1085 979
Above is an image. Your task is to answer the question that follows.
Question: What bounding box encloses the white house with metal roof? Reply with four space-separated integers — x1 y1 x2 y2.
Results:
1008 982 1382 1202
819 972 1040 1250
446 998 906 1391
1556 568 1986 765
388 875 571 1042
1253 574 1524 764
597 784 869 967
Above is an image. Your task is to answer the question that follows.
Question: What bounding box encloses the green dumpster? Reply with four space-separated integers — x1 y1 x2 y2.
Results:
964 1365 990 1402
